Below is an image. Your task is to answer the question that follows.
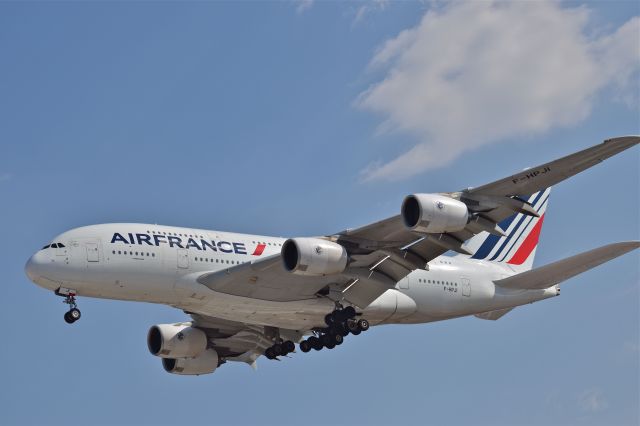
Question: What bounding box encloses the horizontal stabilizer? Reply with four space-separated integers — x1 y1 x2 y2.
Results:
494 241 640 290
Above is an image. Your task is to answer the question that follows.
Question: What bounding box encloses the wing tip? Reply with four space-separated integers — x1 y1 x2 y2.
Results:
603 135 640 149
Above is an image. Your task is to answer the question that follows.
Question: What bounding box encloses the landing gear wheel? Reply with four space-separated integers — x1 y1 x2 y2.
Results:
68 308 81 321
265 347 276 359
324 313 335 327
332 310 346 323
272 343 283 356
63 311 74 324
299 340 312 353
333 334 344 345
346 319 360 334
343 306 356 319
283 340 295 354
309 336 322 351
357 319 370 332
321 334 333 347
336 324 349 337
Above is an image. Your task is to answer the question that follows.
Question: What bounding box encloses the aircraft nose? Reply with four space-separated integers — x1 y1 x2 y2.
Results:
25 251 47 282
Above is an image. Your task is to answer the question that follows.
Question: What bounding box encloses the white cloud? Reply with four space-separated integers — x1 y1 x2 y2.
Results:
578 388 609 413
353 0 389 26
294 0 314 14
356 1 640 182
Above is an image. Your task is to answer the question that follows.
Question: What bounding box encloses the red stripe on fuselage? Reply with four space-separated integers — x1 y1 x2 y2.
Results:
252 243 266 256
507 214 545 265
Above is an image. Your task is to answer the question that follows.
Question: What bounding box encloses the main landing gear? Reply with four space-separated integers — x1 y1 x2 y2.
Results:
59 292 81 324
264 340 296 360
298 306 369 353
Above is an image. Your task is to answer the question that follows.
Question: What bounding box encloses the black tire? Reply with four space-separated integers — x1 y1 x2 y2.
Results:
325 342 336 349
357 319 370 332
63 312 74 324
334 334 344 345
283 340 295 354
351 327 361 336
343 306 356 319
68 308 81 321
309 336 323 351
337 324 349 337
324 313 335 327
273 343 283 356
333 310 346 323
265 347 275 359
321 334 332 346
346 319 359 334
299 340 312 353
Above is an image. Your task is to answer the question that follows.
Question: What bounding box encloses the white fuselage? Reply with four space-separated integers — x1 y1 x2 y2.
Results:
25 223 558 330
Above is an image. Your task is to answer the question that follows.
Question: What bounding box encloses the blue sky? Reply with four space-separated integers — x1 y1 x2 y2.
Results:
1 1 638 425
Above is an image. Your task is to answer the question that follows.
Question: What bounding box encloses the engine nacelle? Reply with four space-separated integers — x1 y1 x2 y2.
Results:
282 237 348 276
147 324 207 359
401 193 469 234
162 349 220 376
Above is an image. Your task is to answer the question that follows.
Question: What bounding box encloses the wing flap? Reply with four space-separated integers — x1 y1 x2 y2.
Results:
494 241 640 290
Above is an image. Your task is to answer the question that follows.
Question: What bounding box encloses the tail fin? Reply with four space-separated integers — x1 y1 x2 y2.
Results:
463 188 551 271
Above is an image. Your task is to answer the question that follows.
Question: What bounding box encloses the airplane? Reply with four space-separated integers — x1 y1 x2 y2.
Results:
25 136 639 376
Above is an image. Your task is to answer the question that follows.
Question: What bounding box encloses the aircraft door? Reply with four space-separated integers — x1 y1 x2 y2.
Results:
461 278 471 297
177 249 189 269
86 242 99 262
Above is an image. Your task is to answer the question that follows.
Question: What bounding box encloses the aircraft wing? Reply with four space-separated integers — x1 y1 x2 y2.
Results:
467 136 639 197
493 241 640 290
197 136 638 308
197 254 339 302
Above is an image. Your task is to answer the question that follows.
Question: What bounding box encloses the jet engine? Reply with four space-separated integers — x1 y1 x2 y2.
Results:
162 348 220 376
401 193 469 234
147 323 207 359
282 237 348 276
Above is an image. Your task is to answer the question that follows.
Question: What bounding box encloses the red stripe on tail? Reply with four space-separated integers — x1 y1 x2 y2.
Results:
507 214 545 265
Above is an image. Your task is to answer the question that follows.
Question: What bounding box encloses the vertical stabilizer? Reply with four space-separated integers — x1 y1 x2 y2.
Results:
463 188 551 271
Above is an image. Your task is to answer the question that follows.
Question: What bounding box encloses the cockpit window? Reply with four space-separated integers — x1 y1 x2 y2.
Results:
42 243 65 250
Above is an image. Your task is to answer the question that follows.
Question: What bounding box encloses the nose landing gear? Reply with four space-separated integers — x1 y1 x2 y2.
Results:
56 290 81 324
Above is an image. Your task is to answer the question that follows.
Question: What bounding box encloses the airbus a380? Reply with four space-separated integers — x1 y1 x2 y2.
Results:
26 137 639 376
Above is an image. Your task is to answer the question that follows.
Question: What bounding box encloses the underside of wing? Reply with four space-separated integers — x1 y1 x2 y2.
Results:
197 254 337 301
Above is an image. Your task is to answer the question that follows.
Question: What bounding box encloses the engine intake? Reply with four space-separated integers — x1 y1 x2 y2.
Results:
401 194 469 234
162 349 220 376
282 238 348 276
147 324 207 359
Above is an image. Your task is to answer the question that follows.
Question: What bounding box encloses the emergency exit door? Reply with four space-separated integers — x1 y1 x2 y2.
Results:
177 249 189 269
86 243 99 262
461 278 471 297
